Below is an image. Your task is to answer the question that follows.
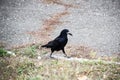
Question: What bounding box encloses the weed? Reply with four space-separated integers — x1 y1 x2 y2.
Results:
112 56 120 62
0 58 17 80
17 62 35 75
0 48 7 57
23 46 37 58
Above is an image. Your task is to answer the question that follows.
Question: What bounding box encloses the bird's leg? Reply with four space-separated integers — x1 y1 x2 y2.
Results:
50 52 53 58
62 48 70 58
50 49 54 58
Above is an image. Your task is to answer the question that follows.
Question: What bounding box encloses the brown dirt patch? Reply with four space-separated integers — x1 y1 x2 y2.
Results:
42 0 79 9
66 44 94 59
27 11 69 43
65 45 120 61
11 10 69 49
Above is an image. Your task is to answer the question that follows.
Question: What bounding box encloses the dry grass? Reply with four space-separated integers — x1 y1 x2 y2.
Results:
0 55 120 80
66 45 93 58
0 45 120 80
0 41 7 48
65 45 120 62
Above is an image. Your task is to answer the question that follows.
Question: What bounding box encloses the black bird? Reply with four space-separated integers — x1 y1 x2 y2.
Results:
41 29 72 58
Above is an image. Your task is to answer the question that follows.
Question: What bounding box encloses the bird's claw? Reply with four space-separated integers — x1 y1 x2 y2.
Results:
64 55 71 58
66 56 71 58
50 56 53 58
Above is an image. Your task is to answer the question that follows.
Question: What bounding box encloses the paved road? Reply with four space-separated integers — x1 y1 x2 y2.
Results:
0 0 120 55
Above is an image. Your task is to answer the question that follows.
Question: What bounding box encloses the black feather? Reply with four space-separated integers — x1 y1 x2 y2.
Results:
41 29 72 58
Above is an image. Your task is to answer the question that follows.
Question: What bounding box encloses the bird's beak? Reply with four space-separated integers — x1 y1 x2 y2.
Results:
68 32 72 36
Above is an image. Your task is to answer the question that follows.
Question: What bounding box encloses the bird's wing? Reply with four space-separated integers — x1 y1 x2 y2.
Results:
46 41 55 47
42 37 65 48
47 38 64 47
54 37 66 46
54 37 65 43
43 40 59 47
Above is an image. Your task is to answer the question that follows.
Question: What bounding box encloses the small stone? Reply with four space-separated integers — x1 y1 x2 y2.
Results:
37 56 41 60
7 51 16 57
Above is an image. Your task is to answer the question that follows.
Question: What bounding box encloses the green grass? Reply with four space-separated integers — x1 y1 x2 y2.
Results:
0 48 7 57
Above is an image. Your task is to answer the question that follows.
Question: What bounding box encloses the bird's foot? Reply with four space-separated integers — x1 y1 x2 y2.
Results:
50 56 55 59
50 56 58 60
64 55 71 58
66 56 71 58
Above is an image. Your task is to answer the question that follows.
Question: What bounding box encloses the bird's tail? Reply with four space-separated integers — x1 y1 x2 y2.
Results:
41 44 51 48
41 45 47 47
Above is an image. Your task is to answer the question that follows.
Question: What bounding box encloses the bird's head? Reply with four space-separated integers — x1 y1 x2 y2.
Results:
60 29 72 36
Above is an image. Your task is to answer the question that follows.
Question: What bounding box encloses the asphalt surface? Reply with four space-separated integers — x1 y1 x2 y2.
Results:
0 0 120 55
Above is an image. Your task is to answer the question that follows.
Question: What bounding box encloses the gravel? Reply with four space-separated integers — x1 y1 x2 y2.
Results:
0 0 120 55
